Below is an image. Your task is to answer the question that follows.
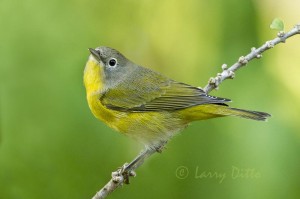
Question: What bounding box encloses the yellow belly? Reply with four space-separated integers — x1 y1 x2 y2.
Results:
87 92 187 147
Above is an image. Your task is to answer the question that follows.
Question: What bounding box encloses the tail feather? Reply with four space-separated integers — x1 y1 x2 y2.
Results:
180 104 271 121
225 107 271 121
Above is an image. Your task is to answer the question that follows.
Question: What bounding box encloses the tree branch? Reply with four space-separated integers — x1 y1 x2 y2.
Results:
92 149 155 199
92 24 300 199
203 24 300 93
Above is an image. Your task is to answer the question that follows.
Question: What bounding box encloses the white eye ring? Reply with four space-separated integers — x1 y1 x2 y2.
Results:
108 58 117 67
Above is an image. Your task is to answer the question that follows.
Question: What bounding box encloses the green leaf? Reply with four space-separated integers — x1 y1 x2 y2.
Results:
270 18 285 31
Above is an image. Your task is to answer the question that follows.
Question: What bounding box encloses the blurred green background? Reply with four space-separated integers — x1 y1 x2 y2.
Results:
1 0 300 198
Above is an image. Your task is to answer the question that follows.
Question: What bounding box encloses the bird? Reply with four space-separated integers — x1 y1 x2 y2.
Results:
84 46 270 152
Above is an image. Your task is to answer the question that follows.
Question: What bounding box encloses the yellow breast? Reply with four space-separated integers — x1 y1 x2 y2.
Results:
83 58 123 130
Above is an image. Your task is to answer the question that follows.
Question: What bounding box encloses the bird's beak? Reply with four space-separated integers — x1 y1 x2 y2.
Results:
88 48 101 61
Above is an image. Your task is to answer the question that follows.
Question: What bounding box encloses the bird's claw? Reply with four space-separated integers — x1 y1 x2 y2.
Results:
112 163 136 185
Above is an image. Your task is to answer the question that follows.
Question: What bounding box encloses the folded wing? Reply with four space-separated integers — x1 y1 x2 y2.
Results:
101 67 230 112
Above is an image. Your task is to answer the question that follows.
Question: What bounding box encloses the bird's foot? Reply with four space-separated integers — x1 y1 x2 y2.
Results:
112 163 136 185
155 141 168 153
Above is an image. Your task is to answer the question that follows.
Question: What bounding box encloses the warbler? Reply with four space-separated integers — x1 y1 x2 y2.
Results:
84 46 270 150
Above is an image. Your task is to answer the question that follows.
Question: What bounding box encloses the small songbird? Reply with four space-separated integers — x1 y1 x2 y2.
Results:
84 46 270 151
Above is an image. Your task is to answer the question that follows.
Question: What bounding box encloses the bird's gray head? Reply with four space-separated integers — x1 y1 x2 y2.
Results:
89 46 128 69
88 46 137 89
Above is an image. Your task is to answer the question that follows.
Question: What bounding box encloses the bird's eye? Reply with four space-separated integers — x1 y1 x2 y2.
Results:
108 58 117 67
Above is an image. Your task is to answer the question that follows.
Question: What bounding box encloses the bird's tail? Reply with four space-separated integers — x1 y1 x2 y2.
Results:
223 107 271 121
181 104 271 121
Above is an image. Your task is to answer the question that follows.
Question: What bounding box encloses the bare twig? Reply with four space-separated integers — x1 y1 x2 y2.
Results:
92 24 300 199
203 24 300 93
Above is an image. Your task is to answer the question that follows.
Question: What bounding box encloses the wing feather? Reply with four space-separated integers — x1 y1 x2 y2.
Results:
101 67 230 112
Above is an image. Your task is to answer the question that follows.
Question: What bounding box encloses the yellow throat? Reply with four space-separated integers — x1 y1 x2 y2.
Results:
84 56 105 96
83 56 119 125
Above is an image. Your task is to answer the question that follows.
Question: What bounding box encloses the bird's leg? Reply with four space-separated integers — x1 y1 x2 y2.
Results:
154 140 168 153
123 140 168 172
113 141 168 184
